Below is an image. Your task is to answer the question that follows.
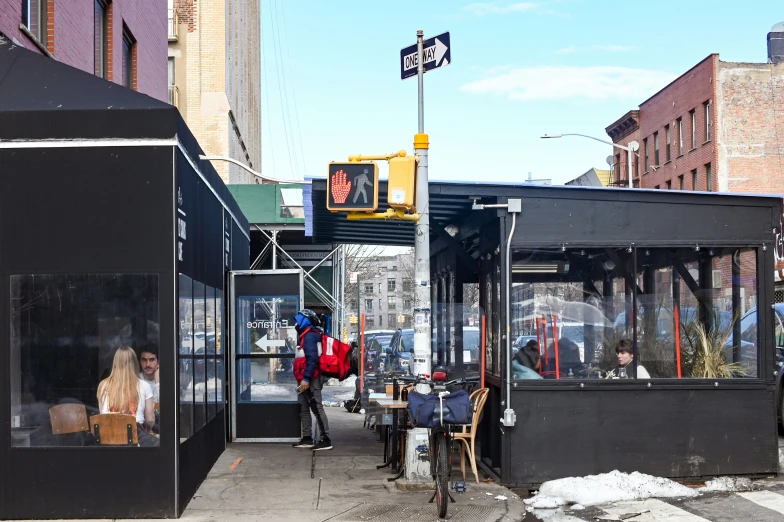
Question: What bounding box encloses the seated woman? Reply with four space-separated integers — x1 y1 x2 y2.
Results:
512 340 543 380
606 339 650 379
97 346 159 446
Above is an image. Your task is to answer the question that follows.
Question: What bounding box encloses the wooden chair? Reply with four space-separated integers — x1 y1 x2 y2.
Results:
49 404 89 435
89 414 139 446
454 388 489 483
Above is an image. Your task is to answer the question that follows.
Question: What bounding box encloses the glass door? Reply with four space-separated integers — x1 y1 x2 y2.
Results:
230 270 303 441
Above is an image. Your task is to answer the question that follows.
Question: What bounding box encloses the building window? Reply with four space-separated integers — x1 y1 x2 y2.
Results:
691 169 698 191
378 298 382 308
655 185 660 189
676 118 683 156
643 138 649 172
378 282 382 293
23 0 48 46
614 153 621 181
365 299 373 311
690 109 696 149
704 101 712 142
388 296 396 310
402 280 412 292
364 283 373 294
666 180 672 190
168 57 175 85
664 125 671 162
705 163 712 191
122 27 136 90
391 265 397 271
379 315 383 326
678 175 684 190
365 316 374 327
404 298 411 308
388 314 397 326
387 278 396 292
94 0 108 78
653 132 659 166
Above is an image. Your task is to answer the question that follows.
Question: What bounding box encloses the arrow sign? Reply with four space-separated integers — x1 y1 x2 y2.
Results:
400 32 451 80
255 334 286 353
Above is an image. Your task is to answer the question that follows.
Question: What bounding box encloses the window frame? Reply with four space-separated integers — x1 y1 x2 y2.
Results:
94 0 109 79
690 109 697 149
653 131 659 166
703 101 712 142
643 138 649 172
122 27 136 90
705 162 712 191
691 169 698 191
665 125 671 162
677 117 683 156
23 0 48 45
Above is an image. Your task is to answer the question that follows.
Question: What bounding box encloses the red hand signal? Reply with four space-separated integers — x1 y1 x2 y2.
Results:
331 169 352 204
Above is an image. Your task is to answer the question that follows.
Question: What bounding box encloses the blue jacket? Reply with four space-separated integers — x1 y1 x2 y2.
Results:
295 315 322 383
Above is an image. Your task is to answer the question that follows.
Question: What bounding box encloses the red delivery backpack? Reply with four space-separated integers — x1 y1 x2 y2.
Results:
298 328 356 380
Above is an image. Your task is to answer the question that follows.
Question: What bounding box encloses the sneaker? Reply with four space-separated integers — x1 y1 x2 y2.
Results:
313 438 333 451
292 437 314 448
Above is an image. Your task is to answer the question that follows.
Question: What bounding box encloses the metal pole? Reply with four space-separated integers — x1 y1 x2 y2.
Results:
271 231 278 270
407 28 433 483
627 144 633 188
341 246 347 341
412 29 431 380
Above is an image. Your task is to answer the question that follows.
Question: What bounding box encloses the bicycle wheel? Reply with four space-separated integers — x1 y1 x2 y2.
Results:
433 431 450 519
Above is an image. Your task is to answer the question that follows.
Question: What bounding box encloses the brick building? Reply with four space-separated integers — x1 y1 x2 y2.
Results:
0 0 167 102
168 0 261 185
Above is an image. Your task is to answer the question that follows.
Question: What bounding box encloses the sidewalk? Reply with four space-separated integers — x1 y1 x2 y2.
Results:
177 408 525 522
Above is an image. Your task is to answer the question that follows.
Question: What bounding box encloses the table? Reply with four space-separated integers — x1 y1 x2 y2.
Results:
368 393 391 401
374 399 408 480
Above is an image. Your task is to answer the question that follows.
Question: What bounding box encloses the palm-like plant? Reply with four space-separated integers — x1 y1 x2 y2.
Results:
680 309 747 378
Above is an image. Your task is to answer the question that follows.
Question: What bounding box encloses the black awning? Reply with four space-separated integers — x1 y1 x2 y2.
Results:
0 35 176 140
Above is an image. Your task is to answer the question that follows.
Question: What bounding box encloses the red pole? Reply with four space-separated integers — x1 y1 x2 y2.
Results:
359 314 366 393
534 316 543 375
674 306 682 378
481 315 487 388
553 313 561 380
541 315 549 367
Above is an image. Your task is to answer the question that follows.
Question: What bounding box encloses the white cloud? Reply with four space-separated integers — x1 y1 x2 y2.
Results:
460 66 676 101
591 44 639 52
554 45 576 54
463 2 541 16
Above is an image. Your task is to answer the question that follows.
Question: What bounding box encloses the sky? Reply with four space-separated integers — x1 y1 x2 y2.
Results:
260 0 782 186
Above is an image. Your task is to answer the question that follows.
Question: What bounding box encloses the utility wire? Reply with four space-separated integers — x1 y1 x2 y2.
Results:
268 0 298 180
279 0 308 180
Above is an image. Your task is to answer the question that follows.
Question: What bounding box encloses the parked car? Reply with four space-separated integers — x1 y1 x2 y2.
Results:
387 328 415 372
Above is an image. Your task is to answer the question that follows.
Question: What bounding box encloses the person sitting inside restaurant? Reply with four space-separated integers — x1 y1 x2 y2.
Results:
512 340 543 379
97 346 159 446
606 339 650 379
138 344 160 433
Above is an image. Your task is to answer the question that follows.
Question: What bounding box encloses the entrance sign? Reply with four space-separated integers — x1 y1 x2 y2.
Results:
400 32 451 80
326 162 379 212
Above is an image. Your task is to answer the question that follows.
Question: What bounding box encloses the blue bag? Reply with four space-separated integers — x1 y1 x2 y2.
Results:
407 389 472 428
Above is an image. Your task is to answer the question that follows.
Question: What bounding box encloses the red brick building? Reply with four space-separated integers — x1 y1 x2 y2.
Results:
0 0 167 102
606 27 784 289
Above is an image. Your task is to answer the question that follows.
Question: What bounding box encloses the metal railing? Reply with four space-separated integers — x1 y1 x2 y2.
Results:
168 9 178 41
168 85 179 107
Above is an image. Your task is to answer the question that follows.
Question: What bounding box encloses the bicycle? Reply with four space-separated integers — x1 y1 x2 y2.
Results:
400 370 475 519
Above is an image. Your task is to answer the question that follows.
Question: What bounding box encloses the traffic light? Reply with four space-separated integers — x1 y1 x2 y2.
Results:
387 156 418 211
327 162 379 212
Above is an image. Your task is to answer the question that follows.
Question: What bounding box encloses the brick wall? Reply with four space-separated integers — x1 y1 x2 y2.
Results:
717 61 784 195
0 0 167 102
635 55 719 191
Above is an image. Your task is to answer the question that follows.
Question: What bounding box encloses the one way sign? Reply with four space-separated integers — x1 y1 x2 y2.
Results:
399 32 451 80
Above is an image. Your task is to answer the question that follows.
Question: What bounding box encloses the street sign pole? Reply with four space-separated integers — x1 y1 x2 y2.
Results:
407 29 434 483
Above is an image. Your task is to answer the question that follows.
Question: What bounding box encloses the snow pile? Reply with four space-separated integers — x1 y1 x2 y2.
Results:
524 470 699 508
699 476 753 492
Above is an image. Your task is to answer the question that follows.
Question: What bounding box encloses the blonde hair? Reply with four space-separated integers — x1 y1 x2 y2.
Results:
98 346 141 415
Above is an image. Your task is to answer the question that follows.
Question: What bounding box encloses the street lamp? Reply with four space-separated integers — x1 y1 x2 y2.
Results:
541 134 639 188
199 155 309 185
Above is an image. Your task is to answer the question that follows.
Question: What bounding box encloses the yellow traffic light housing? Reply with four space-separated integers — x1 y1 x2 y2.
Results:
387 155 418 211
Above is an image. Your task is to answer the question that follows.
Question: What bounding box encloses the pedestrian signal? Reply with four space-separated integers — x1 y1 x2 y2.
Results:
327 162 379 212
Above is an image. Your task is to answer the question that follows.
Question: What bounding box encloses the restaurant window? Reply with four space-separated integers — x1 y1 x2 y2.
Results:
665 125 671 162
94 0 108 78
192 281 206 430
122 27 136 89
653 132 660 166
206 286 216 421
705 163 712 191
691 169 698 191
11 273 160 447
387 278 396 292
24 0 48 45
509 247 759 382
388 296 396 309
677 117 683 156
179 274 194 440
643 138 649 172
216 289 224 412
704 101 712 141
690 109 697 149
365 299 373 311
